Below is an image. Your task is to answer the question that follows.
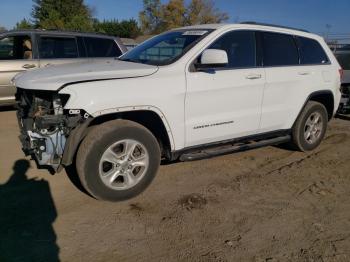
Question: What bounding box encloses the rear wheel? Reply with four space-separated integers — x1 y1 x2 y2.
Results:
291 101 328 151
76 120 161 201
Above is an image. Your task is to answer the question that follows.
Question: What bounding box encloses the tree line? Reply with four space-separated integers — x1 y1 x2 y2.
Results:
140 0 228 34
2 0 229 38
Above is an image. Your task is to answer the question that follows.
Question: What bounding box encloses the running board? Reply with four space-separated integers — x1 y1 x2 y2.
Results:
179 135 291 162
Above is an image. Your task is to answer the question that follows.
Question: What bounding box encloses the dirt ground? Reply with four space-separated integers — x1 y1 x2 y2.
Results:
0 108 349 262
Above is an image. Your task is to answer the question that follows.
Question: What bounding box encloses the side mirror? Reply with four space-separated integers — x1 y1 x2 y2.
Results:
198 49 228 68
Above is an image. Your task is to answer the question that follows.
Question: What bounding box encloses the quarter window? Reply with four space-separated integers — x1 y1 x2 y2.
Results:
84 37 121 57
39 37 78 59
208 31 256 68
297 36 329 65
262 32 299 66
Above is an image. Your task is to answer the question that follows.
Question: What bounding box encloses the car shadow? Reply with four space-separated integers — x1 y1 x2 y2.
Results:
0 159 60 262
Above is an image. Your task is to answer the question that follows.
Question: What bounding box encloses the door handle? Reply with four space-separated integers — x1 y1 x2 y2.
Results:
298 71 310 76
246 74 262 80
22 64 36 69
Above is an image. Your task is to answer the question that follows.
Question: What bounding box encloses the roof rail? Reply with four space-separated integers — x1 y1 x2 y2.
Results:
240 21 309 33
2 28 111 37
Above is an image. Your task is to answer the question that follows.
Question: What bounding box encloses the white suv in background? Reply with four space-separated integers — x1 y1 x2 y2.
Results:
14 23 342 201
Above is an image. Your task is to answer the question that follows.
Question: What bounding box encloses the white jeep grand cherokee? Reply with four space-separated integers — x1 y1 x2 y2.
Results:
14 23 342 201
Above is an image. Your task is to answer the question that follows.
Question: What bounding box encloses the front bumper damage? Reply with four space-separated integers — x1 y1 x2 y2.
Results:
16 88 90 171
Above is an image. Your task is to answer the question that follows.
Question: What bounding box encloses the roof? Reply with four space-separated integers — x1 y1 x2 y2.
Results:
240 22 309 33
0 29 120 39
174 23 318 39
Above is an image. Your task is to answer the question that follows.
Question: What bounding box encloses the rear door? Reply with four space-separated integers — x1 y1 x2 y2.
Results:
259 32 307 132
38 35 85 68
259 32 332 132
0 33 38 102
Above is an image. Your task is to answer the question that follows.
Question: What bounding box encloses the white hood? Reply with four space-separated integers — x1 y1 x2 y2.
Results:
13 59 159 91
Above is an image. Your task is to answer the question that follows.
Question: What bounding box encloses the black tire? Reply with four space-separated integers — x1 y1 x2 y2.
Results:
76 119 161 201
291 101 328 152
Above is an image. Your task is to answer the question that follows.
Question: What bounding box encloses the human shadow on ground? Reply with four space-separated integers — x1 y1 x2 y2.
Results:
0 159 60 262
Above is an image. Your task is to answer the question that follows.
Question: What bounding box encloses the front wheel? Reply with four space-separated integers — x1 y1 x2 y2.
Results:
291 101 328 152
76 120 161 201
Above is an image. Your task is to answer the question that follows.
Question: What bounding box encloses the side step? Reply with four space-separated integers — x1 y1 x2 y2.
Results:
179 135 291 162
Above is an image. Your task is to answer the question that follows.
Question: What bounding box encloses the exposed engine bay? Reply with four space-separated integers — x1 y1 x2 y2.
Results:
16 88 88 170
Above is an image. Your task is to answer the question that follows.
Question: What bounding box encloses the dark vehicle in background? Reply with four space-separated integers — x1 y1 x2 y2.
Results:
334 44 350 114
0 30 127 106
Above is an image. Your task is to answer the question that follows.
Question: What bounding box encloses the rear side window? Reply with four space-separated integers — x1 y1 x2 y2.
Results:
297 37 329 65
208 30 256 68
39 37 78 59
84 37 122 57
262 32 299 66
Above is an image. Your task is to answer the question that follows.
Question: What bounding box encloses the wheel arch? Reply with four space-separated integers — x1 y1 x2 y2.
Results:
90 107 175 155
294 90 335 125
60 106 175 169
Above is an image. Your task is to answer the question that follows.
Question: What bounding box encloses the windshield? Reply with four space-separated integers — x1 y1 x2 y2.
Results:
119 29 213 66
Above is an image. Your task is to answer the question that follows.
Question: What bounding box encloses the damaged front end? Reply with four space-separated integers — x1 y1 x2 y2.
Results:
16 88 89 171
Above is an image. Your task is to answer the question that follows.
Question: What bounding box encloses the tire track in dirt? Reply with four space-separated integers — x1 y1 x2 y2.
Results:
100 129 350 261
150 129 350 261
231 132 349 184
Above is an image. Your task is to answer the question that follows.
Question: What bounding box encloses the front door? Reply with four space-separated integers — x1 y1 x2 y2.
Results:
185 30 265 147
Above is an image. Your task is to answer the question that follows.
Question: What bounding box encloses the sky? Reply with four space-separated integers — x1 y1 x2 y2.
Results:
0 0 349 38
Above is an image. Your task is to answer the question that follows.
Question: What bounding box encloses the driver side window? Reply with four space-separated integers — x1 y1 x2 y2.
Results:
207 30 256 69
